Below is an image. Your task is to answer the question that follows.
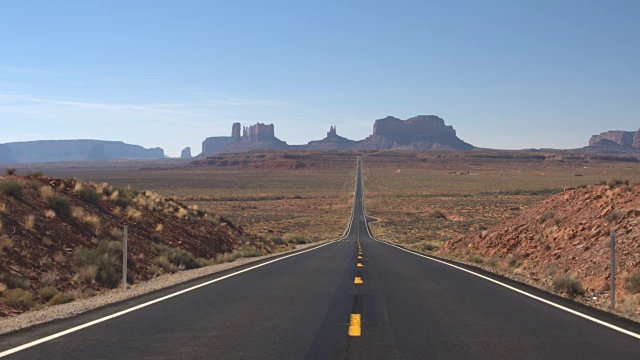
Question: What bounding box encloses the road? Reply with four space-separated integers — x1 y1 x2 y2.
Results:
1 159 640 359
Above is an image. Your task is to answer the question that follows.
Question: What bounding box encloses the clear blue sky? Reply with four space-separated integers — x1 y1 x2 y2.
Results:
1 0 638 156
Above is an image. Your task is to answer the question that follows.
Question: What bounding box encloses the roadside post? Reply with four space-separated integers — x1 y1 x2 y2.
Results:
123 224 128 291
610 230 615 311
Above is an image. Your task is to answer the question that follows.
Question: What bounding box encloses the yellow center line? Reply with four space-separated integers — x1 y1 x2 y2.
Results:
357 263 363 267
354 277 363 284
358 255 363 259
348 314 361 337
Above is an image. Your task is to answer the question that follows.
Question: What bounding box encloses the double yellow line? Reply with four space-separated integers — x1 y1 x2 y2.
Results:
350 221 364 337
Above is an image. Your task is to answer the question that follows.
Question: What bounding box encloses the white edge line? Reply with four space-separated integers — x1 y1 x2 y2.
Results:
0 241 338 357
358 158 640 341
0 163 364 358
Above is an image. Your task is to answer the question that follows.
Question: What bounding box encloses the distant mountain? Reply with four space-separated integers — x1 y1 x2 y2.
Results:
0 144 13 164
198 115 474 156
2 140 164 163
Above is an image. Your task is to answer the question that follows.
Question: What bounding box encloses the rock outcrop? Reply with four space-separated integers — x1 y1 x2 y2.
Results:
0 144 13 164
181 147 192 159
3 140 164 163
301 126 358 150
589 130 640 148
356 115 473 150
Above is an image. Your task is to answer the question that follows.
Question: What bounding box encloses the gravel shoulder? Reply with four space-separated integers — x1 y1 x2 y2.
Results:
0 241 328 335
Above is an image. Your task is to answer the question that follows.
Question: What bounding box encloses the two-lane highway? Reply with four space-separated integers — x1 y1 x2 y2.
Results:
1 159 640 359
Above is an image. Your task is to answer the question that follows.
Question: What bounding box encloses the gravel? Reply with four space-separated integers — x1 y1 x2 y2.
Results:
0 242 327 335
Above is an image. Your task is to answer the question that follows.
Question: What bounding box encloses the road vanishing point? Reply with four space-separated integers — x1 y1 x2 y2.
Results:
1 159 640 359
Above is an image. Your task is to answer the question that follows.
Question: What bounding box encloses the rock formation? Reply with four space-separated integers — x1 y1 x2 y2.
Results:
356 115 473 150
589 130 640 148
0 144 13 164
3 140 164 163
302 126 358 150
199 115 474 155
181 147 192 159
201 137 233 155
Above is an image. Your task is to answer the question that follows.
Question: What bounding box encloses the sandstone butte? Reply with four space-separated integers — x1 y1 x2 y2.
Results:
444 183 640 313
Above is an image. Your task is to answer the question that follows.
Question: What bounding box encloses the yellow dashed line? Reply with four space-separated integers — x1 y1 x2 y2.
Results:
348 314 362 337
357 263 363 267
354 277 363 284
358 255 363 259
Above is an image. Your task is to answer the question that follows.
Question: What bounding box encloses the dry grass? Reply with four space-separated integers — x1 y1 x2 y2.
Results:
125 206 142 221
0 202 6 214
0 235 14 252
24 214 35 231
44 209 56 219
155 223 164 233
53 252 66 264
39 185 55 202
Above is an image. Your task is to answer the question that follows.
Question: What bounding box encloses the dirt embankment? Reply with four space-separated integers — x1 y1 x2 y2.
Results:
445 182 640 317
0 174 279 317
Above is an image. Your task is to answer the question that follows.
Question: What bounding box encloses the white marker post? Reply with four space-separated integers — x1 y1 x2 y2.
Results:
610 230 615 311
123 224 128 291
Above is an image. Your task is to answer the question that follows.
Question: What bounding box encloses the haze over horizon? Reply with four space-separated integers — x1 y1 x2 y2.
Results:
1 1 638 157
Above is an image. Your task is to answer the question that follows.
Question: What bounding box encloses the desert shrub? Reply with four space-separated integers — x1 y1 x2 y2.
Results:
428 210 447 220
38 286 60 301
539 212 555 224
47 292 75 306
469 254 484 264
5 274 30 290
219 216 236 229
553 275 585 298
287 236 307 244
0 283 6 294
151 233 164 243
5 168 16 175
606 210 621 223
154 256 178 273
269 236 286 246
152 243 199 270
41 271 57 286
552 218 562 226
44 209 56 219
45 193 71 217
78 186 99 205
26 170 44 178
78 265 99 283
0 180 24 199
577 184 588 189
624 272 640 294
607 179 626 188
0 202 6 214
3 288 33 309
155 223 164 233
420 242 439 252
53 252 67 264
73 241 122 288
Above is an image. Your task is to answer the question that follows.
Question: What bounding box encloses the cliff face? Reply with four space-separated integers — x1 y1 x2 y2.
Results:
0 144 13 164
357 115 473 150
589 130 640 148
4 140 164 163
201 137 232 155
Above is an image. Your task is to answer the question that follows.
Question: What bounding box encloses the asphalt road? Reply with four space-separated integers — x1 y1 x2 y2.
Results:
2 159 640 359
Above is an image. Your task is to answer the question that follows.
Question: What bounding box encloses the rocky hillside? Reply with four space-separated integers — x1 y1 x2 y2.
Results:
0 173 278 317
444 182 640 316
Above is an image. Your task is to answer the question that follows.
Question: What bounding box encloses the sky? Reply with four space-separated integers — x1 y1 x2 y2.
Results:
0 0 639 157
